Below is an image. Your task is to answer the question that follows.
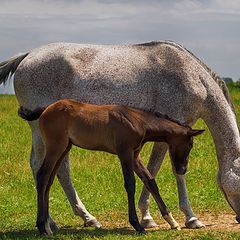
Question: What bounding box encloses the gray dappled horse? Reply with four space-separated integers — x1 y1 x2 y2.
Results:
0 41 239 229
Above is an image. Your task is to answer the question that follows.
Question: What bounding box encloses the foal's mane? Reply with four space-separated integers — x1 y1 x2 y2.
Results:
153 111 189 128
126 105 190 129
146 109 190 129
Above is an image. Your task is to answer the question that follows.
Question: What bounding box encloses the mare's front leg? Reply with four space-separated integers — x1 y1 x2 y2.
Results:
134 155 180 230
29 122 101 229
139 142 205 229
118 149 146 234
174 171 205 228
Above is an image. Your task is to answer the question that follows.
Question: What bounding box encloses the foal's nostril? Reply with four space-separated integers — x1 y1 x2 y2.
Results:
236 215 240 223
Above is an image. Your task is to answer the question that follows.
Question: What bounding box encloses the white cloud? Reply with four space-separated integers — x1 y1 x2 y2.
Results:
0 0 240 93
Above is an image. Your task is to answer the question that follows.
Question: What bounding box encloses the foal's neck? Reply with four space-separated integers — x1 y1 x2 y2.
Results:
142 113 188 143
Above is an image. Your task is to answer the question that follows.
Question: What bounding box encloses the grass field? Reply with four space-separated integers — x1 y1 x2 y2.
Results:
1 84 240 239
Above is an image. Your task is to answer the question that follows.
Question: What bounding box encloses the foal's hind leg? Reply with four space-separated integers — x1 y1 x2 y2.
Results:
30 125 58 232
43 143 73 233
36 139 71 235
134 155 180 230
29 122 101 228
138 142 168 228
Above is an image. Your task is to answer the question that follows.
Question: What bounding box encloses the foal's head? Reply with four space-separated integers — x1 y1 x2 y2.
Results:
167 129 204 175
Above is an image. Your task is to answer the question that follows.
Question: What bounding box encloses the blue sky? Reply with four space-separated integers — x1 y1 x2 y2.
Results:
0 0 240 94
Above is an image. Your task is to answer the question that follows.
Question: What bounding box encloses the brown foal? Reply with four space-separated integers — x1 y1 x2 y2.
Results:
19 99 204 236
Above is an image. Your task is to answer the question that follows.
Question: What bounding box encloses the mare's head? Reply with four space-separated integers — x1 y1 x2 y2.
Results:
168 129 204 175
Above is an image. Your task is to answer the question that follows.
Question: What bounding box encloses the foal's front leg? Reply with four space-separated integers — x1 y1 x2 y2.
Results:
134 154 180 230
118 149 146 234
139 142 205 229
138 142 168 228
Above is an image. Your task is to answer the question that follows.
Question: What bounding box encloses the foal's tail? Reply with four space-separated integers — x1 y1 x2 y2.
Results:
18 106 46 121
0 53 29 85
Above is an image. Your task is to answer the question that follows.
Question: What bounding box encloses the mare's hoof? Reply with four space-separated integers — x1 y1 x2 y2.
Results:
140 218 159 228
84 218 102 228
236 215 240 223
185 217 205 229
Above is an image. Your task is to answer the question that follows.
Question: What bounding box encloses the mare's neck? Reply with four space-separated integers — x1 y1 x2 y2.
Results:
201 90 240 172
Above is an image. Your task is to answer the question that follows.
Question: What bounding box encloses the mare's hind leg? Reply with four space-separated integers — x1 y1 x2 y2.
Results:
138 142 168 228
29 122 101 228
57 154 101 227
134 155 180 230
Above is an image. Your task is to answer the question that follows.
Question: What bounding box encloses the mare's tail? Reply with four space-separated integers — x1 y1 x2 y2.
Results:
18 106 46 121
0 53 29 85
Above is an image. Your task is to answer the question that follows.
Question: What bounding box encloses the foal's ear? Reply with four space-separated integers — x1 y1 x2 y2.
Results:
188 129 205 137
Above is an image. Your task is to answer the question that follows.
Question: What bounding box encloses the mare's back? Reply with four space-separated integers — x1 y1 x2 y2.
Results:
14 42 208 120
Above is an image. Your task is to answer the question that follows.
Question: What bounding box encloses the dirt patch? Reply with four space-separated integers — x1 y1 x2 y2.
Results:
155 212 240 232
99 211 240 232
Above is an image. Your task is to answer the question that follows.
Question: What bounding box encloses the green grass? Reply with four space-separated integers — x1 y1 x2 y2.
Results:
0 84 240 239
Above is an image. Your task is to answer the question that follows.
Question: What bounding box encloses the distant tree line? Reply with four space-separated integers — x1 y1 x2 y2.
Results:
222 77 240 83
223 77 240 88
222 77 234 83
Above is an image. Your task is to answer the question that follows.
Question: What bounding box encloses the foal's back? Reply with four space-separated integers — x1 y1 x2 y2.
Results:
40 99 145 154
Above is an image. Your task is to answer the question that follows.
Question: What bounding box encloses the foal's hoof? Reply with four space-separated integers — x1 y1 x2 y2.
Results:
49 218 59 233
37 222 53 236
236 215 240 223
138 229 147 235
185 217 205 229
171 224 181 230
84 218 102 228
140 218 159 228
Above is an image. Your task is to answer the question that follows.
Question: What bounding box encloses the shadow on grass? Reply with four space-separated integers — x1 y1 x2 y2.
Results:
0 226 160 239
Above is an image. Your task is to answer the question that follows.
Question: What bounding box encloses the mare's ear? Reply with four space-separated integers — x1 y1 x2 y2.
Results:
188 129 205 137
